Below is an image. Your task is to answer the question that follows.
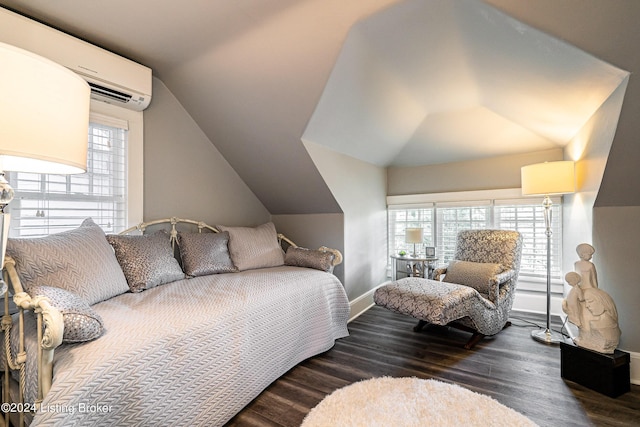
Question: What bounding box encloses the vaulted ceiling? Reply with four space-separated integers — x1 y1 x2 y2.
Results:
303 0 627 167
0 0 638 212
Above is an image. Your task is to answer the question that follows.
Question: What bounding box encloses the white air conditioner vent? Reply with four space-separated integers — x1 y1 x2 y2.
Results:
0 7 152 111
88 82 133 103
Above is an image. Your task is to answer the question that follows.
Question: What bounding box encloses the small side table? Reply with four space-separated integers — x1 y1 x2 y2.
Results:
390 255 438 281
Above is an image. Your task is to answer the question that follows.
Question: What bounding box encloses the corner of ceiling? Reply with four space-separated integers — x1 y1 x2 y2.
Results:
303 0 629 171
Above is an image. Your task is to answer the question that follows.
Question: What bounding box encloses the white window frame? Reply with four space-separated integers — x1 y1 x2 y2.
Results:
387 205 434 257
7 100 143 236
92 100 143 229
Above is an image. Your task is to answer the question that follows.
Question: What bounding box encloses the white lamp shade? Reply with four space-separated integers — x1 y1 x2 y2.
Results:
405 228 424 244
0 42 90 174
521 161 575 196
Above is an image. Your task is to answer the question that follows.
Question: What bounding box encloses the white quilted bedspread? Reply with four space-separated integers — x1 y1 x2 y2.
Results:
31 266 350 426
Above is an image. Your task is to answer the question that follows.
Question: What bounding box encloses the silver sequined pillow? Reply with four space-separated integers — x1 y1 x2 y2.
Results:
29 285 104 343
7 218 130 305
177 232 237 277
106 231 185 292
284 247 335 272
217 222 284 271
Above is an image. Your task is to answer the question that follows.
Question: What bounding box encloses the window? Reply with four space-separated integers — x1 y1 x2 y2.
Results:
388 207 434 256
8 101 143 237
387 191 563 284
436 203 490 263
9 116 126 237
494 199 562 280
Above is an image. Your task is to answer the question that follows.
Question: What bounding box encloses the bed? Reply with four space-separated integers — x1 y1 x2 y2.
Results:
1 217 349 426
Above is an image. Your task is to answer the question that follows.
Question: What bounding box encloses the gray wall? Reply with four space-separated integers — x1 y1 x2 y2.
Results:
487 0 640 207
563 77 639 352
593 207 640 352
387 148 563 196
144 78 350 291
272 213 345 284
562 76 631 347
143 77 270 226
303 142 388 300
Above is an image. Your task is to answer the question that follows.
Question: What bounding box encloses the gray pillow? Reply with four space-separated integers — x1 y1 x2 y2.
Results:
106 231 185 292
443 260 504 302
284 247 335 272
29 285 104 343
177 232 236 277
7 218 130 305
217 222 284 271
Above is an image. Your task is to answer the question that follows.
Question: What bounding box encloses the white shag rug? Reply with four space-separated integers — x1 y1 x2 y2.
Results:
301 377 538 427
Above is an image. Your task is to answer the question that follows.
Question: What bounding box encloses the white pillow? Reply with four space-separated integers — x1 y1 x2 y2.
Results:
217 222 284 271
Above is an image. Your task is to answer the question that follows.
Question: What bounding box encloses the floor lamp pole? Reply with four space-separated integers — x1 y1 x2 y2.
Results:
0 172 13 295
531 195 566 344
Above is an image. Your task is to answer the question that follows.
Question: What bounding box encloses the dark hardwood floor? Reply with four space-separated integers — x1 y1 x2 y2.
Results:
226 307 640 427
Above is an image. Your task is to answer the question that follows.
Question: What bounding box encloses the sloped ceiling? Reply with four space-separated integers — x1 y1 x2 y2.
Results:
0 0 403 214
303 0 627 166
0 0 636 212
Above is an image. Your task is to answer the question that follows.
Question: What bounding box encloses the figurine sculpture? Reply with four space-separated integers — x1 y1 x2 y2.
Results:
562 272 583 328
562 243 621 354
562 244 621 354
574 243 598 290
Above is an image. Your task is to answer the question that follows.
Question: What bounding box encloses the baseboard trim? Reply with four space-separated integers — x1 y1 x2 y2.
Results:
348 282 388 323
624 350 640 385
512 289 564 316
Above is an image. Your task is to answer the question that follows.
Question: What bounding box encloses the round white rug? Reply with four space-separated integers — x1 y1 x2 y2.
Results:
301 377 538 427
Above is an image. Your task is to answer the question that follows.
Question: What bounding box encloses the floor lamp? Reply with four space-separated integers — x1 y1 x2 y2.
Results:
521 161 575 344
0 41 90 294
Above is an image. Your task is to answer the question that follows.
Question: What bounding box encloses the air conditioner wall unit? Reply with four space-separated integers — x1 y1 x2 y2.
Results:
0 7 152 111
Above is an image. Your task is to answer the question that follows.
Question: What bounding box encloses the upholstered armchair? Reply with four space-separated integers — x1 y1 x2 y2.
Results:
374 229 523 349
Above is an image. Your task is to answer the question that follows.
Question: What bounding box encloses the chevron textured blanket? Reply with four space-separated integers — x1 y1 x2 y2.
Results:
22 266 349 426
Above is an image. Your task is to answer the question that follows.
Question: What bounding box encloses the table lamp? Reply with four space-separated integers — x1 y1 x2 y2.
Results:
521 160 575 344
405 228 424 258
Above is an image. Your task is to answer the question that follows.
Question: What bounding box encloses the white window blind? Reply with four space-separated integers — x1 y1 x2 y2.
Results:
388 194 564 286
436 204 490 263
8 114 128 237
494 198 562 280
388 206 434 259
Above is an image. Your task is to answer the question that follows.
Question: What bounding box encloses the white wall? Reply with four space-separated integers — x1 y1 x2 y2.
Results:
303 141 388 301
